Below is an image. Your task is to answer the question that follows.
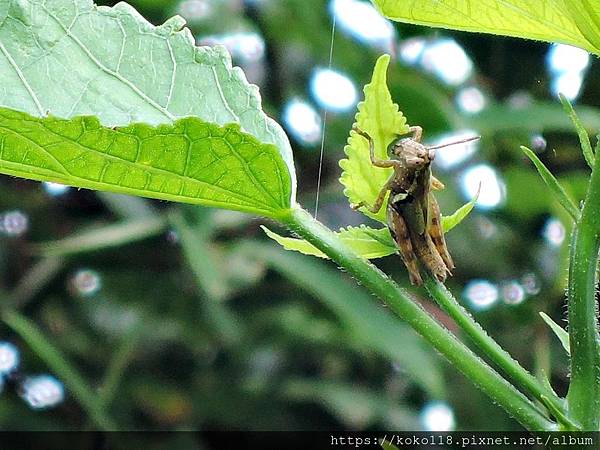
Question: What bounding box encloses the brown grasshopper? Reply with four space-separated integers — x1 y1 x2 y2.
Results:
352 126 479 286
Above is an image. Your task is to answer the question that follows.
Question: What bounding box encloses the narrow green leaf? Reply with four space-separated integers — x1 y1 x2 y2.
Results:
441 190 479 232
539 312 570 355
0 0 296 205
243 242 446 397
0 109 292 218
539 369 558 398
520 146 581 221
339 54 409 223
169 210 241 343
262 225 396 260
2 310 116 430
559 94 596 169
33 217 167 257
372 0 600 56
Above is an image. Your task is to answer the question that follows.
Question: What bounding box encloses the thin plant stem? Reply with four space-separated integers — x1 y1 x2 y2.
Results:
566 145 600 430
282 206 556 431
424 277 576 429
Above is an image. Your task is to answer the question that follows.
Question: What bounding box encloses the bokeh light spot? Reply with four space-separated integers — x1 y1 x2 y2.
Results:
330 0 395 51
542 218 565 247
70 269 102 298
43 182 70 196
420 38 473 85
282 99 322 145
430 129 479 170
456 87 486 114
398 37 426 65
198 32 265 63
420 402 455 431
521 273 541 295
310 68 358 112
547 44 590 74
0 342 19 375
20 375 65 410
464 280 499 311
0 210 29 237
501 281 526 305
461 164 505 209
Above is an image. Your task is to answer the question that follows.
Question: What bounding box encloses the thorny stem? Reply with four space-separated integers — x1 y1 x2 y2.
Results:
424 278 577 429
566 144 600 430
282 206 556 431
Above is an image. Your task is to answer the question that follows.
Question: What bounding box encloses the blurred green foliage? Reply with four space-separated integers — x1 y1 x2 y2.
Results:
0 0 597 436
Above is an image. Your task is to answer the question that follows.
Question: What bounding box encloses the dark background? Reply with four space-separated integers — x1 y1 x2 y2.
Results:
0 0 597 438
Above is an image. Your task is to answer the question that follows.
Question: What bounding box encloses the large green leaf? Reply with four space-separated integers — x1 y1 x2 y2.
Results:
0 0 295 213
372 0 600 56
339 54 409 223
0 108 291 217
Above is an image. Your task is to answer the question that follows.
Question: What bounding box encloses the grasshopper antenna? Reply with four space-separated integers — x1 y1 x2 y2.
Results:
426 135 480 150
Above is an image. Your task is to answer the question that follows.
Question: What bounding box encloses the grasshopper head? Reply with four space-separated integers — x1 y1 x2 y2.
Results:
392 138 434 170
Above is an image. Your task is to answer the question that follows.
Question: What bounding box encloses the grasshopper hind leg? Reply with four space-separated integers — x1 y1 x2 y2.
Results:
428 195 454 272
387 205 423 286
413 232 449 283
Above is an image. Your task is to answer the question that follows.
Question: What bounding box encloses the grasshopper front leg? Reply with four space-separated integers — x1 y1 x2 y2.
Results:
352 126 404 169
352 174 395 213
351 126 403 213
407 125 423 142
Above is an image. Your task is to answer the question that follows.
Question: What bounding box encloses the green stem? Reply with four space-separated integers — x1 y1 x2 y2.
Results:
566 148 600 430
98 324 143 409
2 310 117 430
424 278 574 428
282 206 555 431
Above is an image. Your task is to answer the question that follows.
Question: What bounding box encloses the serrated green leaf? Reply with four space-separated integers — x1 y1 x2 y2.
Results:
520 146 580 221
262 225 396 259
0 0 295 205
559 94 596 169
539 312 570 355
339 54 408 223
441 190 479 233
372 0 600 56
0 109 292 217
